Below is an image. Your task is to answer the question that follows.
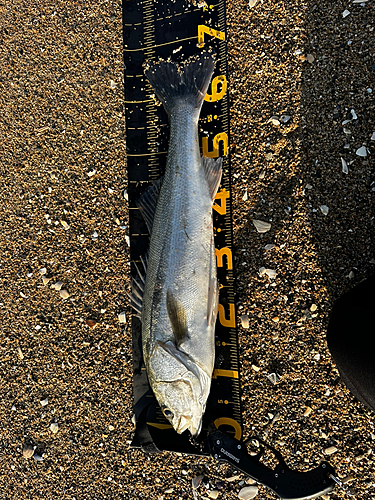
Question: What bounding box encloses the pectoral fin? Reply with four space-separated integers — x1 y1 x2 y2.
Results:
166 289 189 346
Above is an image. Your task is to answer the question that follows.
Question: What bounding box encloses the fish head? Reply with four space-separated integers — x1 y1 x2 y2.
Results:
149 340 211 436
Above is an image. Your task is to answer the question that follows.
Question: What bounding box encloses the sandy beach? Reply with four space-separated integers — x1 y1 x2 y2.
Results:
0 0 374 498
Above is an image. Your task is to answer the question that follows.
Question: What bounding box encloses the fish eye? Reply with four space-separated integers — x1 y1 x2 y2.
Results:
163 408 173 419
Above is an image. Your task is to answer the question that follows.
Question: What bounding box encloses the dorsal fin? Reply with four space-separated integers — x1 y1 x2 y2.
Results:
202 156 223 200
166 289 189 346
135 177 163 234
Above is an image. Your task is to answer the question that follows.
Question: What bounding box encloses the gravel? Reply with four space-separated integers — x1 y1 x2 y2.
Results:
0 0 374 498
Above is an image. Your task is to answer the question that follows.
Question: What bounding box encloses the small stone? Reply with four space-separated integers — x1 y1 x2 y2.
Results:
50 423 59 434
60 289 70 299
303 407 312 417
248 0 259 7
238 485 258 499
313 353 321 361
371 132 375 141
33 452 44 461
109 79 116 89
87 169 96 177
42 276 52 285
40 398 49 406
242 189 248 201
85 319 97 328
164 488 174 494
324 446 338 455
60 220 70 230
306 54 315 63
342 9 350 17
17 347 24 360
51 281 63 291
269 116 280 126
207 491 219 499
118 312 127 324
39 267 47 275
280 114 291 123
348 270 355 279
310 304 318 312
252 364 260 372
320 205 329 215
265 152 273 161
226 475 242 482
264 244 275 250
272 316 279 323
240 314 250 329
22 443 35 459
108 425 115 431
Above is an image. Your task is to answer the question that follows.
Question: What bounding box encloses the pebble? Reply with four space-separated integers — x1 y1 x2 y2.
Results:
342 9 350 18
59 289 70 299
248 0 259 8
39 267 47 275
207 490 219 499
310 304 318 312
42 277 52 285
60 220 70 230
264 244 275 250
240 314 250 328
303 406 312 417
238 485 258 499
267 373 280 385
51 281 63 291
40 398 49 406
50 422 59 434
280 114 290 123
306 54 315 63
22 443 35 459
269 116 280 126
320 205 329 215
118 312 127 324
252 220 271 233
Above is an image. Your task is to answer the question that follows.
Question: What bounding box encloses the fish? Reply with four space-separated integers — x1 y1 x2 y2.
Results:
130 52 222 436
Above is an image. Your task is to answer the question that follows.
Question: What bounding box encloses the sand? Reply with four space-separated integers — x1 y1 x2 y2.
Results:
0 0 374 498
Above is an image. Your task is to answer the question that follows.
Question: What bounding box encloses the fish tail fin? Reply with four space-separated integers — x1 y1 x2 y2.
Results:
144 52 215 116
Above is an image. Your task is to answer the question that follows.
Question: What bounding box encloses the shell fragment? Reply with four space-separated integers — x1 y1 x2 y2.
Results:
252 219 271 233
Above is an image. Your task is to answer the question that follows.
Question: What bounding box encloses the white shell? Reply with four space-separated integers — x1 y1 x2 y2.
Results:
118 312 127 324
356 146 367 157
238 486 258 500
342 9 350 17
324 446 338 455
60 289 70 299
306 54 315 63
249 0 259 8
252 219 271 233
240 314 250 329
341 157 348 174
320 205 329 215
50 423 59 434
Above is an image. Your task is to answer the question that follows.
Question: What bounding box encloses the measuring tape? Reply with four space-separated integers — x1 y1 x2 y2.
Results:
123 0 242 453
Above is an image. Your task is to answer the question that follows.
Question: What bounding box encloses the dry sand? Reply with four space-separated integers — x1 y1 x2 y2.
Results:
0 0 374 498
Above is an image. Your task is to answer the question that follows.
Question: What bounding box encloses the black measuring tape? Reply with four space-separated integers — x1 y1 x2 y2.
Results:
123 0 242 454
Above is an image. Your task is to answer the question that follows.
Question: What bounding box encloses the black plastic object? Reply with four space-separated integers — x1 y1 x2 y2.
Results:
207 430 336 500
327 273 375 412
123 0 242 454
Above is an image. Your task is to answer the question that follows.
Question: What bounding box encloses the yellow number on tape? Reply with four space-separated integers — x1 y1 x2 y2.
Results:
202 132 228 158
198 25 225 47
205 75 227 102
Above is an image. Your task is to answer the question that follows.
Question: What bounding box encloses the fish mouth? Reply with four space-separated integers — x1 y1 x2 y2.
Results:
176 414 202 436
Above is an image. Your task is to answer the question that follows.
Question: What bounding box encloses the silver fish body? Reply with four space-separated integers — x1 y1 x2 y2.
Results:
135 53 222 436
